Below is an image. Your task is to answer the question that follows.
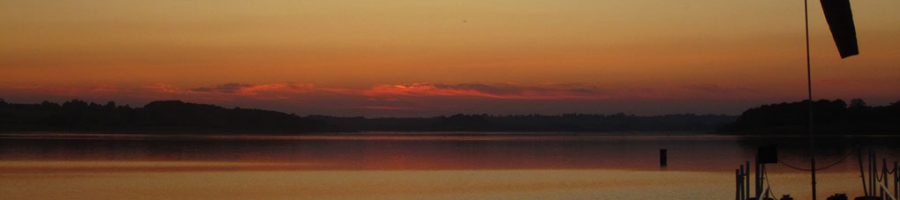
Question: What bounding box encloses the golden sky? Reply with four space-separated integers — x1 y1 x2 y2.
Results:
2 0 899 116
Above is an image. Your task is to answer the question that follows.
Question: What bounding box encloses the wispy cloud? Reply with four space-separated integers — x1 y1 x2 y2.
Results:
191 83 253 93
190 83 315 96
362 83 610 100
682 84 758 94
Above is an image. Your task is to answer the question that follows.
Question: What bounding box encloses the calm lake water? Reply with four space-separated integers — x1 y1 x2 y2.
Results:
1 132 898 200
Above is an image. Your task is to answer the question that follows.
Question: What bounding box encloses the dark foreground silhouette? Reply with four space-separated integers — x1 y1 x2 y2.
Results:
0 99 733 133
720 99 900 135
0 100 321 133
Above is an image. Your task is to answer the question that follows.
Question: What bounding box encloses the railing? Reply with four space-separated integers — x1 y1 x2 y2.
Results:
736 149 898 200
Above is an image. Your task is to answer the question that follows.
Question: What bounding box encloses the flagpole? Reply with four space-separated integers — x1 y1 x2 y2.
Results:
804 0 818 199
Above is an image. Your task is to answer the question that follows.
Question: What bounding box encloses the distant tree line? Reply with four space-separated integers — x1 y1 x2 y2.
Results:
0 99 736 133
309 113 735 132
719 99 900 135
0 99 327 133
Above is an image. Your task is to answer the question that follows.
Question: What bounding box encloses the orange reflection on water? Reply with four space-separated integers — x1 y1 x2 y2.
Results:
0 161 326 173
0 163 864 200
0 133 889 200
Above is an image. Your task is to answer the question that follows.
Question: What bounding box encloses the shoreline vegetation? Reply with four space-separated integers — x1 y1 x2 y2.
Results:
0 98 897 135
720 99 900 135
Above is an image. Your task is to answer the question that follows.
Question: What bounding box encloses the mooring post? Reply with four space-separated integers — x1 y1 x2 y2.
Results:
746 161 751 200
755 160 762 199
737 168 742 200
739 165 745 200
660 149 668 168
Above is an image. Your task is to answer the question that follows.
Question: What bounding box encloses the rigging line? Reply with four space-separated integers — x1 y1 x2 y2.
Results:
877 165 894 182
764 166 780 198
886 168 897 175
780 150 854 171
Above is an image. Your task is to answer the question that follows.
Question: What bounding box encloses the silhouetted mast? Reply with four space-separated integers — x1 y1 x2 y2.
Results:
806 0 859 199
803 0 817 199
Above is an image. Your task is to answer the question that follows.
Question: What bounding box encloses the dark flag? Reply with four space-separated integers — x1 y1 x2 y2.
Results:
820 0 859 58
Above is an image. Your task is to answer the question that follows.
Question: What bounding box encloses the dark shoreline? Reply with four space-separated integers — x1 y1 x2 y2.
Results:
3 98 899 135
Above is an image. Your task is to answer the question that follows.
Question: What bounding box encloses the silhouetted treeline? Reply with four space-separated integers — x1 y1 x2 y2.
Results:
720 99 900 135
0 99 323 133
0 99 735 133
310 113 735 132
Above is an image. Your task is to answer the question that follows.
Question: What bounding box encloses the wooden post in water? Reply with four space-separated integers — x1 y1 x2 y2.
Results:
659 149 668 168
746 161 751 200
740 165 746 200
737 168 742 200
736 164 750 200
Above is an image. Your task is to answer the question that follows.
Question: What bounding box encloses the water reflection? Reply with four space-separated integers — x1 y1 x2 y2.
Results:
1 132 898 200
1 132 897 171
0 133 748 171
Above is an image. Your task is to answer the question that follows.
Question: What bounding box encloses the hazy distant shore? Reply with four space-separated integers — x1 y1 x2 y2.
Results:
2 98 898 135
0 99 735 133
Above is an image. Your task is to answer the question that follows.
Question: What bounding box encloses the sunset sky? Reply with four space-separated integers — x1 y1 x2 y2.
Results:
2 0 899 116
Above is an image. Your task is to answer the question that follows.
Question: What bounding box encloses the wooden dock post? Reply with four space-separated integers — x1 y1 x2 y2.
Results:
659 149 668 168
735 163 757 200
737 168 742 200
740 165 746 200
746 161 751 200
755 160 762 199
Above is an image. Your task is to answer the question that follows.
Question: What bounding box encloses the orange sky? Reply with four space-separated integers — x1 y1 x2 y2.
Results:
1 0 899 116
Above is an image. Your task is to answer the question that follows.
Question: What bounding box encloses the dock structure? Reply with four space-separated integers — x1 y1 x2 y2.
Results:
735 149 898 200
856 152 898 200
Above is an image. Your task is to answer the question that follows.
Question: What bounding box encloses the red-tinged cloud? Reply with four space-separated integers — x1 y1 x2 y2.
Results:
190 83 314 95
362 83 611 100
361 105 416 111
187 83 316 100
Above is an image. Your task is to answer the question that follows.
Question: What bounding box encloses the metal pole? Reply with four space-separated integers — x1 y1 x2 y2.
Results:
803 0 817 198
